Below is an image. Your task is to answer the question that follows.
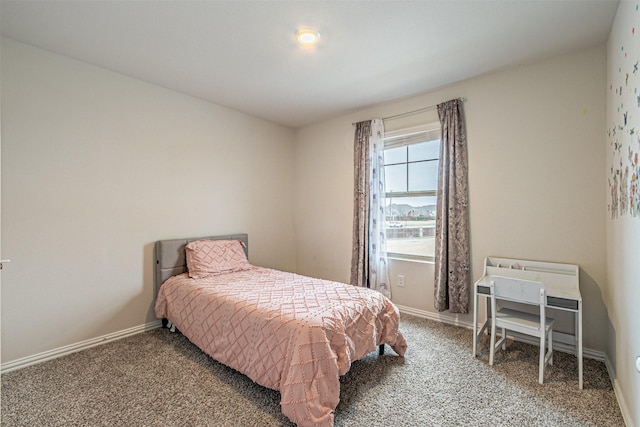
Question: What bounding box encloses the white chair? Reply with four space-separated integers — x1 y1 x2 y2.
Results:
489 276 554 384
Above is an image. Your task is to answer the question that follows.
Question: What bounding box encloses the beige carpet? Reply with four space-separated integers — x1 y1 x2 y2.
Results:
1 314 624 426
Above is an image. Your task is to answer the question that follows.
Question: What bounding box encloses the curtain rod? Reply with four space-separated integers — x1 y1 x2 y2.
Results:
352 97 465 126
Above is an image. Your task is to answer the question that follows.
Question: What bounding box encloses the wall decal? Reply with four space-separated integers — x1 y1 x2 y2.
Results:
608 6 640 218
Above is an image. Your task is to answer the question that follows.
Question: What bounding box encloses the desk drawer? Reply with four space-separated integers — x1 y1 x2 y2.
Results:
547 296 578 311
477 285 490 295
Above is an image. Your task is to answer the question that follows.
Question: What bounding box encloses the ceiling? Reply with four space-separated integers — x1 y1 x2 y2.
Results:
0 0 619 128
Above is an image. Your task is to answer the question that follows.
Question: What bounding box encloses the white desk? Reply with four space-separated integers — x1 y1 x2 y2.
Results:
472 257 583 389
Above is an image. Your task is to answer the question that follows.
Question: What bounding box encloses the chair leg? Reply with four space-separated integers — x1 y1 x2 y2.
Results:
501 327 506 350
539 333 545 384
489 321 496 366
548 329 553 366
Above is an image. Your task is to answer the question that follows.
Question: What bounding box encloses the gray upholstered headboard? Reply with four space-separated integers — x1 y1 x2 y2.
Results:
153 233 249 298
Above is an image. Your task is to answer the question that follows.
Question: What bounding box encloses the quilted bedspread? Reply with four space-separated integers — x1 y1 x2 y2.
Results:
154 266 407 427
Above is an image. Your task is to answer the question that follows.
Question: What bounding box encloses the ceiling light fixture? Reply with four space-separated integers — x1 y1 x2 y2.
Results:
296 29 320 46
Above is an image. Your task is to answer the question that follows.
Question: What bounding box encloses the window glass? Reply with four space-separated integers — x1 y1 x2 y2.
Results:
383 125 440 261
408 160 439 192
384 146 407 164
384 164 407 193
408 140 439 161
385 195 437 258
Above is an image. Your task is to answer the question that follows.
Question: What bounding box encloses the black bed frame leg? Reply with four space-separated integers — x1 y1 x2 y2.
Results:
379 344 385 355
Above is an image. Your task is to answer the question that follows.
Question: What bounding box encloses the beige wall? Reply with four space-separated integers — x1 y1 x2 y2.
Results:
606 2 640 425
1 39 296 363
295 45 608 351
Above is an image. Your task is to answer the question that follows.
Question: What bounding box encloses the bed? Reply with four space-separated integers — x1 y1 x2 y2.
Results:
154 234 407 427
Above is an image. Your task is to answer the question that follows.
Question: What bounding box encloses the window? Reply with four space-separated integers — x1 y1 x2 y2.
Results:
384 124 440 261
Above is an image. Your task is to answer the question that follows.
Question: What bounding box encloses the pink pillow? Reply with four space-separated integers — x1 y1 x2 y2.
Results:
185 239 251 278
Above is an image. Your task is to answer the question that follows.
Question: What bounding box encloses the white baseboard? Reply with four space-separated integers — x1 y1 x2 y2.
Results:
396 304 475 329
396 304 606 360
1 320 163 374
605 354 635 427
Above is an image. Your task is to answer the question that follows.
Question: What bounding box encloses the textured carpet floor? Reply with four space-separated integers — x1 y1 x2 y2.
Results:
2 315 624 426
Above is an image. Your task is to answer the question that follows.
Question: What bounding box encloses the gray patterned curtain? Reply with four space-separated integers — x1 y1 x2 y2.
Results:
350 121 372 288
434 99 470 313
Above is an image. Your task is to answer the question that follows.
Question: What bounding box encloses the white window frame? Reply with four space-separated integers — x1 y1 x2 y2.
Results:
384 123 440 262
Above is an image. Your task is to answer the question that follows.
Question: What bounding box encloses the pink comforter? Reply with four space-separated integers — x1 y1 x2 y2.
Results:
154 266 407 427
